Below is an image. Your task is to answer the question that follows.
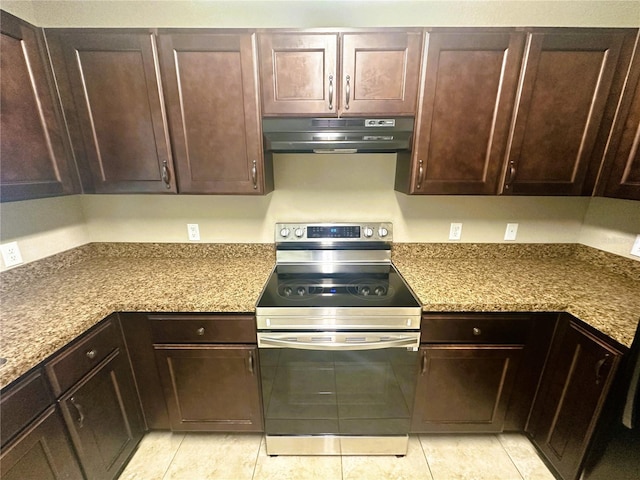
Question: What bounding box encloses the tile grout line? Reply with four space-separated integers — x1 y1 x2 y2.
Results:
161 432 187 480
251 434 264 480
416 434 437 480
495 434 527 480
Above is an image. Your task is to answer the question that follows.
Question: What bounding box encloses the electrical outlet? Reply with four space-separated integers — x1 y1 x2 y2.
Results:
504 223 519 241
1 241 23 267
449 223 462 241
631 235 640 257
187 224 200 241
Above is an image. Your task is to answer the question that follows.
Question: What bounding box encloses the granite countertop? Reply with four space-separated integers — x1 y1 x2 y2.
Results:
1 242 639 390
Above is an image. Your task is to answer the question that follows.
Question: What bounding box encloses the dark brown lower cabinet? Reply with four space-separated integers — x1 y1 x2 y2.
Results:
0 406 83 480
58 348 144 480
412 313 557 433
411 345 523 432
154 344 263 431
526 318 623 480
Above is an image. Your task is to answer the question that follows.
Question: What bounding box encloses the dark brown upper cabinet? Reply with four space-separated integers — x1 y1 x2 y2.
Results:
594 32 640 201
258 30 422 117
502 29 629 196
0 12 79 202
157 31 272 194
46 29 177 194
395 30 525 194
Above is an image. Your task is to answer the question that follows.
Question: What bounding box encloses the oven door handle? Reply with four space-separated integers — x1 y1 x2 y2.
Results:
257 334 419 351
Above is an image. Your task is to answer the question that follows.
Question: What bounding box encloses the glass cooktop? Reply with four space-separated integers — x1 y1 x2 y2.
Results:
256 264 421 309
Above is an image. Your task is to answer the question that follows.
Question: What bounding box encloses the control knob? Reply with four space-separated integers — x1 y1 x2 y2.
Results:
363 227 374 238
283 286 292 296
294 228 304 238
297 287 306 296
280 227 290 238
360 286 370 296
378 227 388 238
375 286 386 296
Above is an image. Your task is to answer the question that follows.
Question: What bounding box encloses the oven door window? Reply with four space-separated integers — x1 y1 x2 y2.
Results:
260 348 418 435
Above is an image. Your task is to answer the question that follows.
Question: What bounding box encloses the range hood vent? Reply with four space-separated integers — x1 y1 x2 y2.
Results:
263 117 414 153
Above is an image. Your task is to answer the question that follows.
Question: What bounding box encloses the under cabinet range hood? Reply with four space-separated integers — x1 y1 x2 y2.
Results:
262 117 414 153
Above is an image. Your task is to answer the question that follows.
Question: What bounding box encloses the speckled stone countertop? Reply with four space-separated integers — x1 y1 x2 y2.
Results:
392 244 640 349
1 242 638 390
0 243 275 389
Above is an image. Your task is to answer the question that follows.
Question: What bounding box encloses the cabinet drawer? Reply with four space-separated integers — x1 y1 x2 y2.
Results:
421 314 533 344
149 315 256 344
0 369 52 447
45 317 123 396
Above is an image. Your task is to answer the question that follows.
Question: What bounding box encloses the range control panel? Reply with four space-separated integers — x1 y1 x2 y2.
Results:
275 222 392 242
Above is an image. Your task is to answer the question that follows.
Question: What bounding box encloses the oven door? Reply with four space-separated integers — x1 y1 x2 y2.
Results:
257 331 419 454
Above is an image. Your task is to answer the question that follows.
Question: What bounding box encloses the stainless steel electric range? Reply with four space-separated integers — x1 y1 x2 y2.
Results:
255 222 422 456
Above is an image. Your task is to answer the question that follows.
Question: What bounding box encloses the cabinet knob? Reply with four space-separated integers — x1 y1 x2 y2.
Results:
196 327 205 336
472 327 482 336
86 349 97 359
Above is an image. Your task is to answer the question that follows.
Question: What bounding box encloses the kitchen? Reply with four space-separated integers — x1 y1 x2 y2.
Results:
1 1 640 479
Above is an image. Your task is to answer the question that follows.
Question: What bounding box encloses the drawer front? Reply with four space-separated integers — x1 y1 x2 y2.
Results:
149 315 256 344
45 317 123 396
421 314 533 344
0 369 52 447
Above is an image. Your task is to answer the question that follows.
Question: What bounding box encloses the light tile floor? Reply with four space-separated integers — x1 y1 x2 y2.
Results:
119 432 556 480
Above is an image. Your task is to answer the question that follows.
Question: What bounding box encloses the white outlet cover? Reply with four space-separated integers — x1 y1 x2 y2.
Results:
187 224 200 241
1 241 23 267
631 235 640 257
449 223 462 241
504 223 519 241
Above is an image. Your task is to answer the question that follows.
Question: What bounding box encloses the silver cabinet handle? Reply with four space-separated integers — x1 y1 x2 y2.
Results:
328 74 334 110
345 75 351 110
472 327 482 336
86 349 97 359
421 351 427 375
505 163 516 190
248 351 254 375
162 160 171 189
416 159 425 190
196 327 205 336
251 160 257 190
595 354 610 385
70 396 85 428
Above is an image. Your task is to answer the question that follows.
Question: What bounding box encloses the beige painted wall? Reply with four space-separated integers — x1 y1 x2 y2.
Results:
1 153 638 271
0 196 89 268
2 0 639 28
79 154 592 244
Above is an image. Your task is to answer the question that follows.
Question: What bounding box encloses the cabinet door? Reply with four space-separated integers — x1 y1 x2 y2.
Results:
402 30 524 194
59 349 144 480
411 345 523 433
502 30 626 195
0 406 83 480
341 31 422 116
154 345 263 431
0 12 78 202
598 34 640 200
47 29 176 193
527 320 622 480
259 32 338 116
158 32 271 194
